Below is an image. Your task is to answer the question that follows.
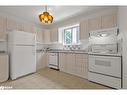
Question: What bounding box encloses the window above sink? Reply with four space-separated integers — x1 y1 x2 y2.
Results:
58 23 80 46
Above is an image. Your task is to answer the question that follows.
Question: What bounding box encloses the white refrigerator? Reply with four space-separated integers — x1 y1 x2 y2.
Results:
8 31 36 80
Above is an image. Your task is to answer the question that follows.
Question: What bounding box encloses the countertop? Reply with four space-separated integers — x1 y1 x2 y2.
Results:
36 49 122 56
47 49 88 54
88 52 122 57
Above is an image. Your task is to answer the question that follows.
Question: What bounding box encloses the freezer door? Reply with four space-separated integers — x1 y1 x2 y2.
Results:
9 31 36 45
10 46 36 80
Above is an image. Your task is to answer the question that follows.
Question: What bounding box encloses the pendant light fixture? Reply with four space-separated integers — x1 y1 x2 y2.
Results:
39 6 53 24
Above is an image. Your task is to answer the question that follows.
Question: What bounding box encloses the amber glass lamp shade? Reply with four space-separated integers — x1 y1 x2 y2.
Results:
39 11 53 24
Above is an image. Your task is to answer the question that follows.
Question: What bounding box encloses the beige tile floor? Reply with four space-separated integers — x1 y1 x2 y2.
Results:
0 68 110 89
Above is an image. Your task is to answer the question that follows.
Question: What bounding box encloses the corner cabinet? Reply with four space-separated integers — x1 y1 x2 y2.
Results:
59 53 88 79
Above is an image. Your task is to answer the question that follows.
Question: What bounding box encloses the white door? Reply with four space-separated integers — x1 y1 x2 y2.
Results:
10 45 36 80
49 53 58 66
10 31 36 45
89 55 121 78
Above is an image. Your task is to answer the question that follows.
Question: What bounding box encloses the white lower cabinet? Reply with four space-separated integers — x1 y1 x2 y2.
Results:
36 53 48 70
59 53 66 72
75 54 88 79
59 53 88 79
0 54 9 82
66 53 76 75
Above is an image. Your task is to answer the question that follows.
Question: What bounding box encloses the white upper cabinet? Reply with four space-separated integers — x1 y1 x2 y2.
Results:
50 28 58 42
0 16 7 41
88 14 117 32
43 30 50 43
31 26 37 34
58 13 117 41
80 20 89 40
88 16 102 32
101 14 117 29
6 18 18 32
22 23 33 33
36 28 44 43
16 22 24 31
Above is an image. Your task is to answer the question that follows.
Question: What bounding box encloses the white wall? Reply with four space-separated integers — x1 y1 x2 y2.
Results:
118 7 127 89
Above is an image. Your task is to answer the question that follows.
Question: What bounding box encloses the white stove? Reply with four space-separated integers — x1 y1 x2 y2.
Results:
88 27 122 89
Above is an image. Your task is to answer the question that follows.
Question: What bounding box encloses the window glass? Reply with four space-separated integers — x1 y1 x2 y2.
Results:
64 26 79 45
64 28 72 44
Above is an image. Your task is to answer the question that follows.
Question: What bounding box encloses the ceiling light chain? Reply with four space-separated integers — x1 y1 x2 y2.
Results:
45 6 47 12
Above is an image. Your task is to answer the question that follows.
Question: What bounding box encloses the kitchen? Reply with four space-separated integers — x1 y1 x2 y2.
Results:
0 6 126 89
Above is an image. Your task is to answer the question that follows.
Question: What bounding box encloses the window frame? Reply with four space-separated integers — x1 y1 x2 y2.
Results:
63 25 80 45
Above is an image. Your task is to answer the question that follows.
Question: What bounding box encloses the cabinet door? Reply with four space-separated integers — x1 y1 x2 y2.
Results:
31 25 36 33
36 28 43 43
0 16 6 41
75 54 88 79
36 31 42 42
59 53 66 72
101 14 117 29
23 23 33 33
80 20 89 40
36 53 48 70
88 16 101 32
6 18 17 31
81 54 88 79
43 30 50 43
16 22 24 31
66 53 76 75
50 28 58 42
75 54 83 77
0 55 9 82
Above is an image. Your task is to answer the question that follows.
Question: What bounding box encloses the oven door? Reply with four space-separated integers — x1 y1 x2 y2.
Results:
89 55 121 78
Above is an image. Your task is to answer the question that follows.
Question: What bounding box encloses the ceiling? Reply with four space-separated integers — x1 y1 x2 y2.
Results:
0 6 115 26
